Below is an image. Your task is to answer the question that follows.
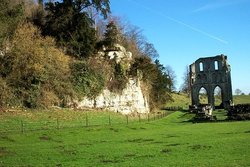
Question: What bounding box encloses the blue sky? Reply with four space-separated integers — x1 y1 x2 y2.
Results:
110 0 250 94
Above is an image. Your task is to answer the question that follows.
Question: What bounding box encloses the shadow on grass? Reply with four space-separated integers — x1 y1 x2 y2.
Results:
182 112 250 124
161 107 189 112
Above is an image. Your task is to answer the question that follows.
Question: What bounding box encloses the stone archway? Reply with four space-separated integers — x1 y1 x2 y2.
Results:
189 55 233 109
198 87 208 104
214 86 223 108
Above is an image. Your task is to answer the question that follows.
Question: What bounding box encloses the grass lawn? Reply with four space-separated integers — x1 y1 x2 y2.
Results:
166 94 250 108
234 95 250 104
0 111 250 167
165 93 191 109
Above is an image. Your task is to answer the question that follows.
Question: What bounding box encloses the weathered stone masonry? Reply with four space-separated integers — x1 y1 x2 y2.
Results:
189 55 233 109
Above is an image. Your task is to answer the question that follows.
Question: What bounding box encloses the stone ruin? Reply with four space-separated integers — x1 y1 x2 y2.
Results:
228 104 250 120
189 55 250 121
189 54 233 109
189 55 233 120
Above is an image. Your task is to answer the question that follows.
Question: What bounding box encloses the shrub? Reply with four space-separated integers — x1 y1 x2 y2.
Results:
107 62 128 93
71 60 106 99
2 22 74 108
130 56 173 110
0 78 15 107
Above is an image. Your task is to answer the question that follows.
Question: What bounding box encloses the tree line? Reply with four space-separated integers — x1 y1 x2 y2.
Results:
0 0 176 110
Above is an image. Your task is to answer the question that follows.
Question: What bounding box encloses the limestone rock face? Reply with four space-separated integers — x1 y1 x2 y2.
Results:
77 78 149 114
75 43 149 114
98 44 132 63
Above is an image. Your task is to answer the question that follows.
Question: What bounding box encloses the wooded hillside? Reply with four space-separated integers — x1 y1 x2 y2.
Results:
0 0 175 110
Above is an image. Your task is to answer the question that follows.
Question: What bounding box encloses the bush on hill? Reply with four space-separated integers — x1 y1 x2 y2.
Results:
0 22 74 108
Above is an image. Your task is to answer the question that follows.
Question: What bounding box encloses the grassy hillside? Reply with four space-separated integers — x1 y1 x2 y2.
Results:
165 93 191 109
0 111 250 166
0 109 167 133
233 95 250 104
166 93 250 108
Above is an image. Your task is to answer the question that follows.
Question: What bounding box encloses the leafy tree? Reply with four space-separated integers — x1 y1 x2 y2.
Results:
0 0 25 45
130 56 156 82
103 21 121 48
151 60 173 106
0 78 15 107
1 22 74 108
130 57 173 110
43 0 110 58
235 89 242 95
71 60 106 99
31 0 46 28
108 62 128 93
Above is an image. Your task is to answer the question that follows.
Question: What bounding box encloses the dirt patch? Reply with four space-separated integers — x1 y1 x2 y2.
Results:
164 135 179 138
63 149 77 155
39 135 52 141
127 138 154 143
165 143 181 147
99 157 122 164
161 148 171 154
0 136 15 142
109 127 119 132
189 144 212 150
78 143 92 147
124 153 136 158
151 141 165 144
100 159 120 164
136 154 155 158
140 127 146 130
0 147 10 157
56 145 77 156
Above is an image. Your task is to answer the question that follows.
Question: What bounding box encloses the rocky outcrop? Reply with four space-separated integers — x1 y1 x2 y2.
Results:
97 44 132 63
75 44 149 114
76 78 149 114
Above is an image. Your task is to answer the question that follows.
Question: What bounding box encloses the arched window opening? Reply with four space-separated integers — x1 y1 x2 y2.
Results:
199 62 204 72
214 86 223 108
214 61 219 70
199 87 208 104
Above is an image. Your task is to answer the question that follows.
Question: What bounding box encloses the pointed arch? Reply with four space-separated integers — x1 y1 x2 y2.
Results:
198 87 208 104
214 86 223 108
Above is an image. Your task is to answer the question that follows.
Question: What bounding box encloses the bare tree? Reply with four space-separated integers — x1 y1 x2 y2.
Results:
165 65 176 92
180 65 190 96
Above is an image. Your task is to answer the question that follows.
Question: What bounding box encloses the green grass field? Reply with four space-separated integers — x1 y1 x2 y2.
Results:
234 95 250 104
0 94 249 167
165 94 250 108
0 110 250 167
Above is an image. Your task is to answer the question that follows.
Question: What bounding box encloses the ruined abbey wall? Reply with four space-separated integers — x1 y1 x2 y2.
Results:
189 55 233 109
